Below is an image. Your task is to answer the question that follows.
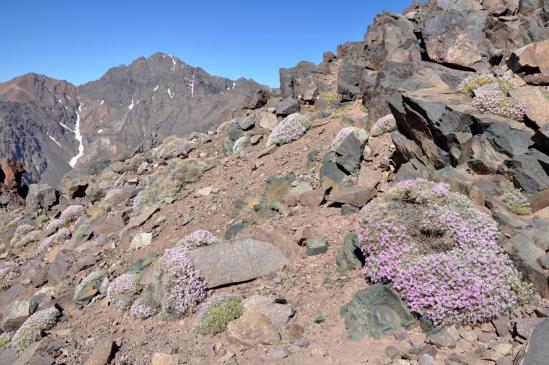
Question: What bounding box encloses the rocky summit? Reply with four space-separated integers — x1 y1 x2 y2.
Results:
1 1 549 365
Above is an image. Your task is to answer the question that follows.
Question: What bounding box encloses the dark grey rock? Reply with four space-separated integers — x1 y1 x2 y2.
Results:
522 318 549 365
26 184 58 214
340 284 417 340
516 318 544 339
319 152 346 187
335 134 365 174
276 98 300 116
187 239 289 288
306 237 328 256
336 234 364 274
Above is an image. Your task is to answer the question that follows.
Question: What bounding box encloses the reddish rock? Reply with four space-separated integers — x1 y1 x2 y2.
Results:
83 339 117 365
0 159 25 190
530 188 549 212
0 158 26 208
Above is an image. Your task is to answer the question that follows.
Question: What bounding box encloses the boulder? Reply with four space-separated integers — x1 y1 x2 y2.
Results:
509 86 549 128
279 61 320 99
130 232 153 250
423 10 489 70
187 239 289 288
276 98 300 116
335 134 366 174
530 189 549 212
61 170 90 200
327 185 377 208
521 318 549 365
1 299 35 332
243 295 292 327
83 339 117 365
256 111 278 130
226 312 280 346
502 149 549 196
336 234 364 273
25 184 58 214
340 284 417 340
306 237 328 256
242 88 269 109
363 12 421 70
533 125 549 155
508 39 549 84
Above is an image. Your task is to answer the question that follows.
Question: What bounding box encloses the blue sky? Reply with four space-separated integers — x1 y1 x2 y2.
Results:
1 1 411 87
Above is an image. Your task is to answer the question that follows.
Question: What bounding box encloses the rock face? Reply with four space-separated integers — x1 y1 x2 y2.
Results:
340 284 417 340
521 318 549 365
0 53 265 187
0 158 27 209
187 239 289 288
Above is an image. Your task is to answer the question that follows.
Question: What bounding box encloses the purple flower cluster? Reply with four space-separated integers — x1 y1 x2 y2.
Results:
179 229 220 249
12 306 60 352
107 273 140 311
267 113 311 147
386 178 450 204
359 179 533 325
130 298 156 319
161 246 207 317
46 204 86 231
472 89 527 121
0 266 18 290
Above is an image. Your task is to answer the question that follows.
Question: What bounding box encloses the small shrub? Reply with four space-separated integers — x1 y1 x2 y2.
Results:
194 294 244 335
457 74 496 95
12 306 60 352
161 246 207 317
370 115 397 137
107 273 141 311
358 178 533 326
331 127 369 150
130 298 157 319
502 185 531 215
473 89 527 121
0 332 10 349
179 229 220 250
0 266 18 290
267 113 311 147
35 214 49 226
46 205 85 231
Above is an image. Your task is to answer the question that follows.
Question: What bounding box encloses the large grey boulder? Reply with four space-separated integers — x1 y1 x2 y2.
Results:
340 284 417 340
1 299 35 332
363 12 421 70
26 183 58 214
423 10 489 71
187 239 289 288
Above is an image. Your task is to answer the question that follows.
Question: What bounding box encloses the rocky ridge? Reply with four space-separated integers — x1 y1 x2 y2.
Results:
0 53 266 187
1 0 549 365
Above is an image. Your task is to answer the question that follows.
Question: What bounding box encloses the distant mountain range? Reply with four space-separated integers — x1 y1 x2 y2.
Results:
0 52 265 186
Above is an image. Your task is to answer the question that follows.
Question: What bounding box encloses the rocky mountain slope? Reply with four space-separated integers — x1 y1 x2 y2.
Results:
1 1 549 365
0 53 265 187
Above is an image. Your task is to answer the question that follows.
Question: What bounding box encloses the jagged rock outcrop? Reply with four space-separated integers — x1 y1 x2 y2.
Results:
0 158 27 209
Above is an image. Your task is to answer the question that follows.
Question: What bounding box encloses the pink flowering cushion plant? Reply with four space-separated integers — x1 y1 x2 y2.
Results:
358 178 533 326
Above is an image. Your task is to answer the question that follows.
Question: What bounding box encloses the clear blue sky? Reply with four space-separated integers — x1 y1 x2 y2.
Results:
1 0 411 87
